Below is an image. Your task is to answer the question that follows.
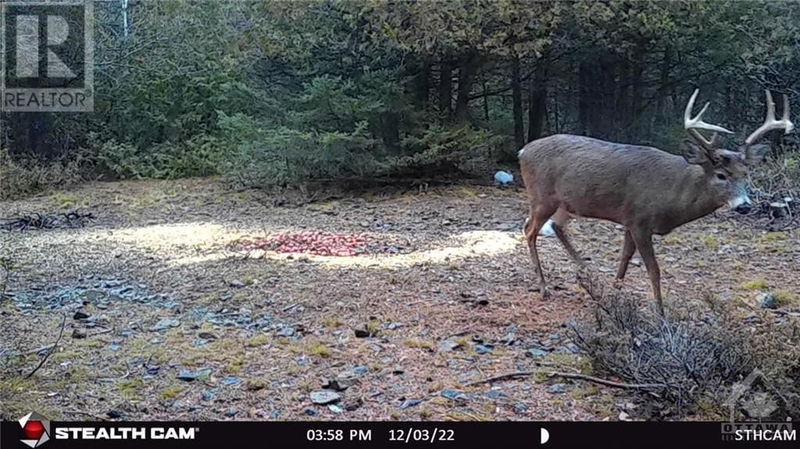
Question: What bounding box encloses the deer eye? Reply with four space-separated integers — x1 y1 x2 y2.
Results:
716 173 728 181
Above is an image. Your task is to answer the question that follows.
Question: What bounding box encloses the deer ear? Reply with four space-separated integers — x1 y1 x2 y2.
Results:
681 141 709 165
744 143 770 165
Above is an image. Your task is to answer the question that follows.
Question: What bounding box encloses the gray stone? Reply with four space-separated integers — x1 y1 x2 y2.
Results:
177 368 211 381
475 344 493 354
438 337 463 353
310 390 341 405
149 317 180 332
400 399 423 409
527 348 549 358
760 293 778 309
277 326 295 337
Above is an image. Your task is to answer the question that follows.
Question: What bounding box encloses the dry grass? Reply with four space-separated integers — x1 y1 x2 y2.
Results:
1 178 797 421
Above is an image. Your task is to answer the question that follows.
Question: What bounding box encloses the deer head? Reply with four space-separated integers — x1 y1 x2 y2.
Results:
683 89 795 214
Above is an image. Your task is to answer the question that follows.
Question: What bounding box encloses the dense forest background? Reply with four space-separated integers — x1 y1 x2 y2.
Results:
2 0 800 195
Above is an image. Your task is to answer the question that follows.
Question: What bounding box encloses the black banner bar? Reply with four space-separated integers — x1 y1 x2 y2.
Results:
1 421 796 449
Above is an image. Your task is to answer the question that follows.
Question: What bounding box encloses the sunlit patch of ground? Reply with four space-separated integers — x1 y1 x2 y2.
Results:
1 178 797 421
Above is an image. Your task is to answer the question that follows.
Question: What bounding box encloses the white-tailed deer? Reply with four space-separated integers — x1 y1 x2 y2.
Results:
519 89 794 315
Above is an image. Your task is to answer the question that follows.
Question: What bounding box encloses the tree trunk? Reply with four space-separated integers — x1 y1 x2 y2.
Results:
511 57 525 148
527 65 547 142
455 53 481 122
614 57 631 140
415 58 430 106
578 60 591 135
655 45 671 127
438 59 453 116
627 45 646 140
482 80 490 120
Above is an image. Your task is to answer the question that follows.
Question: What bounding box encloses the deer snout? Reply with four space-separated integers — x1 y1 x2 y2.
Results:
729 193 752 214
728 183 753 214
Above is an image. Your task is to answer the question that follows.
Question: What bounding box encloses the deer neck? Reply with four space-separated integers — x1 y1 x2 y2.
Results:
680 167 724 224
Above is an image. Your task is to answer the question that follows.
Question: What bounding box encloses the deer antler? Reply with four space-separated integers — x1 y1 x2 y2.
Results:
684 89 734 153
743 90 794 160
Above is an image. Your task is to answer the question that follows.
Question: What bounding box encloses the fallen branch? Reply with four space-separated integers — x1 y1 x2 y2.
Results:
25 313 67 379
466 370 666 390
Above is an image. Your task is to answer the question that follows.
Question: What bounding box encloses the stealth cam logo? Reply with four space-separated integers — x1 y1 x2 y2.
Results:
18 412 51 448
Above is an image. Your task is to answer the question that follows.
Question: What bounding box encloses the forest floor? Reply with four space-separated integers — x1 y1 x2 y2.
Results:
1 178 798 421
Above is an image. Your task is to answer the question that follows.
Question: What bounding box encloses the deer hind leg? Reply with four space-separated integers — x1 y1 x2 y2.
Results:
614 229 637 284
524 205 557 299
630 228 664 316
550 208 585 268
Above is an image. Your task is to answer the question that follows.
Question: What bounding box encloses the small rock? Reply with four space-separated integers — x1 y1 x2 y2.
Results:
277 326 295 337
548 383 567 394
221 376 242 386
441 390 457 399
500 332 519 345
304 408 317 416
556 343 580 355
343 397 363 411
514 403 529 414
475 344 493 355
438 338 463 353
224 409 239 418
73 311 91 320
201 390 216 401
485 391 507 399
228 280 245 288
71 329 87 339
149 318 180 332
353 328 371 338
527 348 549 358
177 368 212 382
310 390 341 405
328 404 344 414
106 409 124 419
387 322 404 330
400 399 423 409
198 332 218 340
618 411 631 421
760 293 778 309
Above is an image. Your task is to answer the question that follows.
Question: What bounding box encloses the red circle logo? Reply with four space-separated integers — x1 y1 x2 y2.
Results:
22 420 45 440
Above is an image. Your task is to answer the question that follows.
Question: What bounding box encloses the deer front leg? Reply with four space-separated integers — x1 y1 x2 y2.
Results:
614 230 636 285
630 229 664 316
524 208 555 299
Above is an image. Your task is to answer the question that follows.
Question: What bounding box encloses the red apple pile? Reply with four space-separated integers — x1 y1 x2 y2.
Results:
239 231 370 257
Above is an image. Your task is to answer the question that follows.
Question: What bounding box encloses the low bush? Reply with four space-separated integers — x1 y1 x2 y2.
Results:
570 275 799 419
